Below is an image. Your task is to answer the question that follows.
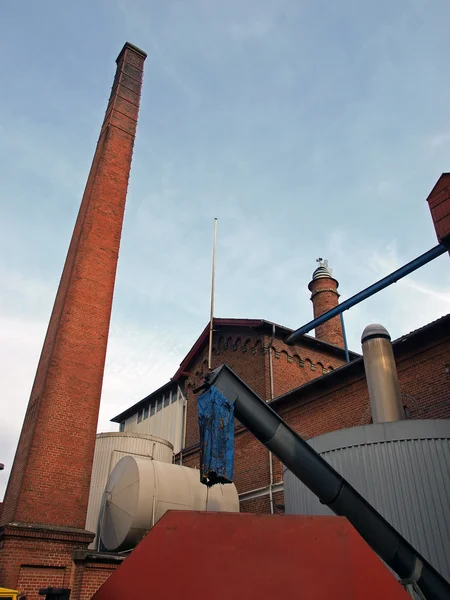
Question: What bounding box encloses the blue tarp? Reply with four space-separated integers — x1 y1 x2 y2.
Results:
197 385 235 487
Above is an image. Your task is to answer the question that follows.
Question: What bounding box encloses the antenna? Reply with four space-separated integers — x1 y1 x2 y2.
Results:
208 218 218 370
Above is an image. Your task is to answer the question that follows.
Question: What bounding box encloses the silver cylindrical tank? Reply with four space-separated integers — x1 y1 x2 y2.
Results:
86 432 173 548
284 419 450 581
361 324 404 423
101 455 240 551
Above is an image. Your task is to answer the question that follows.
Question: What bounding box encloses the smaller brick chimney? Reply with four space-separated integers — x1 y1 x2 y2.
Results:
308 259 344 347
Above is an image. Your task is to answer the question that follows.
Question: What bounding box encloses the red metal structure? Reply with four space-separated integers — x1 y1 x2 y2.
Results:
93 511 409 600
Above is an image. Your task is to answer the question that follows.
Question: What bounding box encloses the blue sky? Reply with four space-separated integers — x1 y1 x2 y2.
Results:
1 0 450 497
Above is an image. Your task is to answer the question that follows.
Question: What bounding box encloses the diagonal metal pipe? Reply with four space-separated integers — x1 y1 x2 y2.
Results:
197 364 450 600
285 243 448 346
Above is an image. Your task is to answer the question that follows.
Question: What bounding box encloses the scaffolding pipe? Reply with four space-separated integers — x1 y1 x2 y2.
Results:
286 243 447 346
198 364 450 600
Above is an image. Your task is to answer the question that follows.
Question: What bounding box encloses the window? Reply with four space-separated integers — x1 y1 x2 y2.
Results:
143 405 149 420
164 394 170 408
172 389 178 403
404 406 411 418
119 421 125 432
137 408 143 423
150 402 155 417
157 397 163 412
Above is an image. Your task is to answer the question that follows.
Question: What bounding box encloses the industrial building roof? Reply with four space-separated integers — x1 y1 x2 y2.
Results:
172 317 359 381
111 317 359 423
271 312 450 408
111 313 449 424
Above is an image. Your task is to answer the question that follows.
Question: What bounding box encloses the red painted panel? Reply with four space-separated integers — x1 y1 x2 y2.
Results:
92 512 409 600
426 173 450 243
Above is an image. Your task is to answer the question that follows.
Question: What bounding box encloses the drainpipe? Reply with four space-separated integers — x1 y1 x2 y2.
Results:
268 324 276 514
180 388 188 466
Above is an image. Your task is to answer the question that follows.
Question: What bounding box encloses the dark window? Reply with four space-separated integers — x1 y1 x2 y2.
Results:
157 397 163 412
137 409 143 423
404 406 411 418
143 405 149 419
164 394 170 408
119 421 125 432
172 390 178 403
150 402 155 417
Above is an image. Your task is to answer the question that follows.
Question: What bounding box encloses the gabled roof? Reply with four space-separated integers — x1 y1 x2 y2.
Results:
111 317 358 423
111 313 449 424
172 317 359 381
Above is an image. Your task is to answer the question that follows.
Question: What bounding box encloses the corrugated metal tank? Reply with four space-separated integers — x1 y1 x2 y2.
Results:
86 432 173 548
101 455 240 551
284 419 450 581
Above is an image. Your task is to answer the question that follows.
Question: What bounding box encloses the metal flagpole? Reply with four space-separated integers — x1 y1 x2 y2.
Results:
208 218 218 370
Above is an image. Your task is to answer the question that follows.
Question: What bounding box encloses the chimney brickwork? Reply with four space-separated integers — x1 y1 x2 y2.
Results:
0 42 146 595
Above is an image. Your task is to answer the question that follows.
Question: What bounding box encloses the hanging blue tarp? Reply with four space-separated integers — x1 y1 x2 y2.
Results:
197 385 235 487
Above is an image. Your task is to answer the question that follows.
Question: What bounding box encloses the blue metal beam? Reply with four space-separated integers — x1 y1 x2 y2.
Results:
286 243 448 346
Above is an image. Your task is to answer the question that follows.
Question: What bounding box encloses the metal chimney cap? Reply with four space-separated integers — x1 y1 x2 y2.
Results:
361 324 391 343
312 258 333 280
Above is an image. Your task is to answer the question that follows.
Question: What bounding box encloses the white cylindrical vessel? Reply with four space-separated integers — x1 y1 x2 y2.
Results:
101 455 240 551
86 432 173 548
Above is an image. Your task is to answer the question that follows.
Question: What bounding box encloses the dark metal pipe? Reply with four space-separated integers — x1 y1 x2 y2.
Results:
286 243 448 345
200 364 450 600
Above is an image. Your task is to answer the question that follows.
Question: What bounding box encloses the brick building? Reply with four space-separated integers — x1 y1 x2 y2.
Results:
114 305 450 516
1 36 450 600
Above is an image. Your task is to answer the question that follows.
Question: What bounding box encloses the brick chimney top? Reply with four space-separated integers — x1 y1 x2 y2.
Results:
308 258 344 347
116 41 147 64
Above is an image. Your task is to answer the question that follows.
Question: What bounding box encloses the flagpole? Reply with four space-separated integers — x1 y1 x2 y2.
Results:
208 218 218 370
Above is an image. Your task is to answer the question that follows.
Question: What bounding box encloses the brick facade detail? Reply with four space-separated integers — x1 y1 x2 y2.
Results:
72 553 125 600
181 323 348 449
0 524 93 596
179 316 450 515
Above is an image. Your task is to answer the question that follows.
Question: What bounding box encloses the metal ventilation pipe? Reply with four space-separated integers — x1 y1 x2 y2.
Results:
197 364 450 600
361 324 404 424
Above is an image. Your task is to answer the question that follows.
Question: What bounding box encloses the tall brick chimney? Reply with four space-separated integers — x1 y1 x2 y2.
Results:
308 259 344 347
0 43 146 592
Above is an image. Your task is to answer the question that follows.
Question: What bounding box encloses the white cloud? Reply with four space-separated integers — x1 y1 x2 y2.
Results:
321 234 450 351
429 132 450 150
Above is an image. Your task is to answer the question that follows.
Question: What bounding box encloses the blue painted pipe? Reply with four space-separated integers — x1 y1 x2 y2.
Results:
286 243 448 346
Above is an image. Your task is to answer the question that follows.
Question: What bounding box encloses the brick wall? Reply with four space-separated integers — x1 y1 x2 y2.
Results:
182 325 346 448
73 561 120 600
181 319 450 515
270 335 343 398
0 525 93 596
17 567 65 600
